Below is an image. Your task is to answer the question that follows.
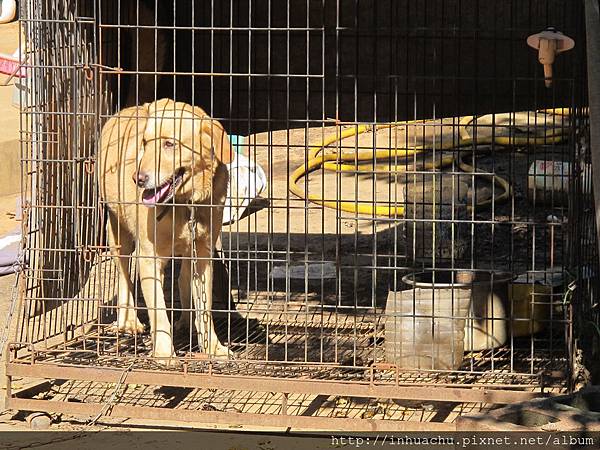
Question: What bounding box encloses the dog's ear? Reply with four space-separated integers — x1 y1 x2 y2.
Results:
208 120 233 165
140 101 152 114
196 111 233 165
146 98 174 120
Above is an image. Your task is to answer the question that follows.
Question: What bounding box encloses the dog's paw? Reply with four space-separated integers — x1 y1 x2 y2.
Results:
152 336 177 365
152 346 180 367
109 319 145 336
210 342 230 359
153 357 181 368
152 354 180 367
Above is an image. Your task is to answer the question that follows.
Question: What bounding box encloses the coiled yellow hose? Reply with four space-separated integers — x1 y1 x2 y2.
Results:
289 110 571 217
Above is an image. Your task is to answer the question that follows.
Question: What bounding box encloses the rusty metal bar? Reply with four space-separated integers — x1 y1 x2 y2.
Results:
281 392 288 415
7 362 550 404
5 396 455 431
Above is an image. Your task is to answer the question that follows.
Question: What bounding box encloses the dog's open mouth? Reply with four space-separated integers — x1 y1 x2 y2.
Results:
141 169 185 206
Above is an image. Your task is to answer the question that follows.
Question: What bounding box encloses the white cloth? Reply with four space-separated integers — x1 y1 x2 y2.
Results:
223 152 267 225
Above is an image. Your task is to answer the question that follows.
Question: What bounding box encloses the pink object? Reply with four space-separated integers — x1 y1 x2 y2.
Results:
0 53 25 78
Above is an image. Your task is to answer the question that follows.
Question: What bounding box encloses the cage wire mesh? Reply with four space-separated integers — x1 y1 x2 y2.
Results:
7 0 598 427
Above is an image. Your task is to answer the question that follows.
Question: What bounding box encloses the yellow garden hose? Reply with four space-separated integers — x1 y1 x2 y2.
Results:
289 110 571 217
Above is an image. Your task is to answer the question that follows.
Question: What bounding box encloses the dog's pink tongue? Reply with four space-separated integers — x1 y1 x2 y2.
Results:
142 182 170 206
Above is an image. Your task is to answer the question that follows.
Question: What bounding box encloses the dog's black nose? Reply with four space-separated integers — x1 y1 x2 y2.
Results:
134 171 149 188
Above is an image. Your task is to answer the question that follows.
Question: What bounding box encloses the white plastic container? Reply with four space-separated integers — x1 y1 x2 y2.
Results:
385 271 472 370
527 160 590 205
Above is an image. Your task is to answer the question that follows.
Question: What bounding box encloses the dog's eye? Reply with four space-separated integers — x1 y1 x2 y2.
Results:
163 139 175 149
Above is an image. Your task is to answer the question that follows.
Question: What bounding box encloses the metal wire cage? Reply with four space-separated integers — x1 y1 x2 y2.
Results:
6 0 596 430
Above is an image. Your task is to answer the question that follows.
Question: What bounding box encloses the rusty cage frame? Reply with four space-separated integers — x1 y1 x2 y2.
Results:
5 0 598 431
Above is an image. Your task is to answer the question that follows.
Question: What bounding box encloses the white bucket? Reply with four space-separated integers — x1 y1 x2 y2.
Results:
527 160 591 205
386 271 472 370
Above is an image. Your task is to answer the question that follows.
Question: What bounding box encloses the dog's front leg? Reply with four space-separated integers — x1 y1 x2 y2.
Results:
107 217 144 335
114 251 145 335
192 249 228 357
138 255 175 360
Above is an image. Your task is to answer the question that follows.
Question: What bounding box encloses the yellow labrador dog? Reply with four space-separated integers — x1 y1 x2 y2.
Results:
99 99 232 361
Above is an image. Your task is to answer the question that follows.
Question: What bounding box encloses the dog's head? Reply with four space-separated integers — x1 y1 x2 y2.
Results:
135 98 232 206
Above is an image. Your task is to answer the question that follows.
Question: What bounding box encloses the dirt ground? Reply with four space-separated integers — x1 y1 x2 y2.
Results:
222 119 568 318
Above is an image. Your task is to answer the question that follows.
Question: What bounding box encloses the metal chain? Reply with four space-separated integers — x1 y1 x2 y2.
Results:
86 360 135 426
188 205 209 353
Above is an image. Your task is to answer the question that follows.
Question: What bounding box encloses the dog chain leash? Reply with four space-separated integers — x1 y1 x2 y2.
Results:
188 205 210 354
86 360 135 426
